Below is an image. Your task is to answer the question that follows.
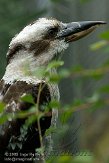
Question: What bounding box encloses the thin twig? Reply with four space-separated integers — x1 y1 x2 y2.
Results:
71 66 109 78
36 82 46 163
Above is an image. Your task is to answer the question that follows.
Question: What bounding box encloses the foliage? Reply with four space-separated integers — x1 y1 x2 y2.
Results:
1 48 109 163
0 0 109 163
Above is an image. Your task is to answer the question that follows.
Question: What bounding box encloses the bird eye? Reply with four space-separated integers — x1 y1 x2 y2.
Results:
48 27 58 36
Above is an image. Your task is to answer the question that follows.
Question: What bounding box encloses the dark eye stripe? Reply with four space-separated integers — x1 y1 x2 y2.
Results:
7 44 26 64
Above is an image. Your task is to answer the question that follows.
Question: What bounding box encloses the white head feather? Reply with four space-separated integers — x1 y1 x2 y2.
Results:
3 18 69 84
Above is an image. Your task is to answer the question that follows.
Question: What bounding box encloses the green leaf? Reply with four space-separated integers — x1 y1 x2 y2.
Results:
49 74 61 83
17 106 38 119
99 85 109 93
48 100 60 108
33 67 45 78
59 69 70 78
0 113 14 124
17 143 22 149
57 156 74 163
10 143 16 150
90 40 107 51
60 110 72 124
48 69 70 83
100 30 109 40
21 94 35 104
73 155 94 163
0 102 5 113
0 115 8 124
45 127 57 136
35 147 44 154
86 93 100 103
47 60 64 71
17 111 30 118
25 115 37 126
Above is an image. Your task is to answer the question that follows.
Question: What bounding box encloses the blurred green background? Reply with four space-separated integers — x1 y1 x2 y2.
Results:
0 0 109 162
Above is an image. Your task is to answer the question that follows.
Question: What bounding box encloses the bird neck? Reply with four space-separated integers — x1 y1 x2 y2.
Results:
3 51 57 84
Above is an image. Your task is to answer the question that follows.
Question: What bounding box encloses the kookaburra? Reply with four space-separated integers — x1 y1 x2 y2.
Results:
0 18 105 160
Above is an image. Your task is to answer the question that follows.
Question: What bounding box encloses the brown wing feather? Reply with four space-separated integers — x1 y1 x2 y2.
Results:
0 80 52 159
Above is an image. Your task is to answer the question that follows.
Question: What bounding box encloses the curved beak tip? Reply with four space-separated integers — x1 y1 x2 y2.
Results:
98 21 107 25
94 21 107 26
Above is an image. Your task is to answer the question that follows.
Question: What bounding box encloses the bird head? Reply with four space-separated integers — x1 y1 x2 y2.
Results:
4 18 106 83
7 18 106 66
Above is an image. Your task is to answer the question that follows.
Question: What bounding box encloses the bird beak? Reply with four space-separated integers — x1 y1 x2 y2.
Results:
57 21 106 42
